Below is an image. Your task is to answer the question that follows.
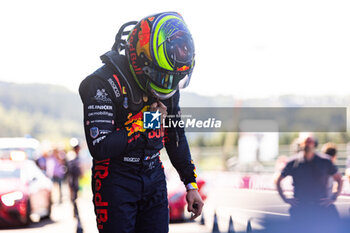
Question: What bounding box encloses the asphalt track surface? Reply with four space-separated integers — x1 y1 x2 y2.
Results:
1 182 350 233
0 187 208 233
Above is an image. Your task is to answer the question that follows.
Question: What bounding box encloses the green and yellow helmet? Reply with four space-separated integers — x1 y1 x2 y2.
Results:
125 12 195 99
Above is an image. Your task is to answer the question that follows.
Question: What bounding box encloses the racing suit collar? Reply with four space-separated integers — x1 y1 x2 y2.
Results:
100 50 144 108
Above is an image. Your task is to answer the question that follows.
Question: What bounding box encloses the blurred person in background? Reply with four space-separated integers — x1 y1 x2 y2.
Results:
273 155 288 182
66 138 82 218
36 150 49 172
46 148 66 204
79 12 203 233
290 137 302 154
322 142 338 163
321 142 338 198
36 141 53 172
346 142 350 180
347 157 350 180
276 136 343 233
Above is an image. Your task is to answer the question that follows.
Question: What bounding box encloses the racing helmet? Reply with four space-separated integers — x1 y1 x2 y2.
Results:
125 12 195 99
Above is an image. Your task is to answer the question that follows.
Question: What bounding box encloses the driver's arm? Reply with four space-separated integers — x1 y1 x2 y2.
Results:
163 91 197 190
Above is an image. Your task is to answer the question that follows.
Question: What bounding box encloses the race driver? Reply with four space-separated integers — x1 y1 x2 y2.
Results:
79 12 204 233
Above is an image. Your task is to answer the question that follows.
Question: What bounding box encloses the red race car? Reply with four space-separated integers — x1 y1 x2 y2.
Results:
168 179 207 222
0 158 52 226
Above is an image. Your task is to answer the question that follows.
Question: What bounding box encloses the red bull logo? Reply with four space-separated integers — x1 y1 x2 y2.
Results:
177 65 190 71
93 159 110 230
125 106 149 136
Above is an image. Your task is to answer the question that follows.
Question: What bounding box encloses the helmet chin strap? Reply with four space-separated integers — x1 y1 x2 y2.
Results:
149 86 177 100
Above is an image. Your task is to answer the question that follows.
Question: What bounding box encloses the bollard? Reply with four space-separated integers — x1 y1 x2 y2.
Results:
200 212 205 225
246 219 252 233
212 212 220 233
228 216 235 233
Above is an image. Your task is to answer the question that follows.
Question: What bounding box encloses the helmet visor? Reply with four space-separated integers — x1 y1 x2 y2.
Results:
162 30 195 67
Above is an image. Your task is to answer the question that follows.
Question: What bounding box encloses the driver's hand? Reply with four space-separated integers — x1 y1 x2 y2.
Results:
186 189 204 220
149 101 167 123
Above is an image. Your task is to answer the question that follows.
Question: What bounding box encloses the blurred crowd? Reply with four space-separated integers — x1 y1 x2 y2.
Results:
35 138 83 213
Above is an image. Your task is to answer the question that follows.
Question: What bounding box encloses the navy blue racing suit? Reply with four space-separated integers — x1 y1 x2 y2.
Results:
79 53 197 233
